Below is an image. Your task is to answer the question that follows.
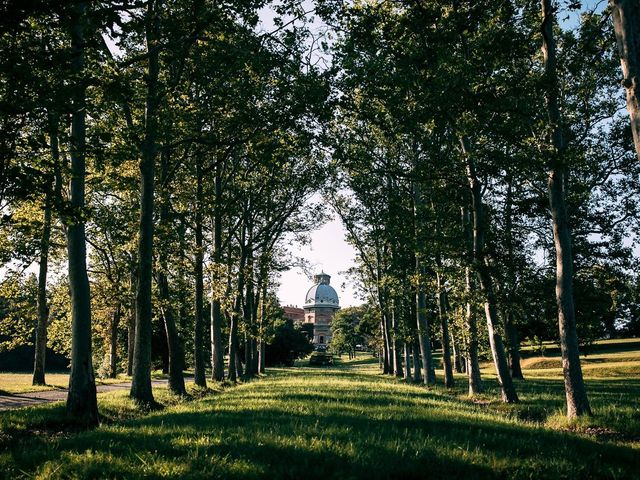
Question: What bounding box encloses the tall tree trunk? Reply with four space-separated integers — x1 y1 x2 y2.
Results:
156 150 186 396
380 311 390 374
461 136 518 403
503 175 524 380
412 342 421 382
131 0 161 405
541 0 591 418
157 270 186 394
413 183 435 385
210 166 224 381
228 247 246 382
127 262 136 377
193 156 206 387
437 272 455 388
611 0 640 161
243 249 256 376
66 0 98 424
109 304 121 378
258 280 267 373
33 123 58 386
391 305 403 378
466 271 483 396
462 206 482 395
403 342 411 380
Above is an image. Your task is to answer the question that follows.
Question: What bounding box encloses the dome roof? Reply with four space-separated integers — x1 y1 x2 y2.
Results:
304 272 340 309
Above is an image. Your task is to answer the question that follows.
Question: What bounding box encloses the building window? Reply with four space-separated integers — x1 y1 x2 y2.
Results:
319 336 324 344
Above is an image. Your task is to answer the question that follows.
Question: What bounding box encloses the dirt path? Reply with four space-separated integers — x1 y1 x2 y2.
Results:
0 380 172 411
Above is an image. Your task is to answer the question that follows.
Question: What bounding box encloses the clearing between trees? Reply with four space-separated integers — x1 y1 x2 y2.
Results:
1 351 638 480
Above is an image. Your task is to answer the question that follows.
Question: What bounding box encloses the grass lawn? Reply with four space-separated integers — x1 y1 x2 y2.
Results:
0 347 639 479
0 373 131 395
0 370 195 395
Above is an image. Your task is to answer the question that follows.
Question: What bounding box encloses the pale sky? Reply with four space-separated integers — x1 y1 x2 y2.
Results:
277 215 360 308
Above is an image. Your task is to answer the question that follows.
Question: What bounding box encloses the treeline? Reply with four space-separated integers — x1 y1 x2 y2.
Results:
0 0 330 425
326 0 640 418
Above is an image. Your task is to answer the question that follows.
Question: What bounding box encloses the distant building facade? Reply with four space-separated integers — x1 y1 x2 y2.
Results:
283 305 305 323
303 272 340 345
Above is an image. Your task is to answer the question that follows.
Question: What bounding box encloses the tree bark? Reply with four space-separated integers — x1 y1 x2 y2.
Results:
33 120 59 386
157 269 186 394
210 165 224 381
461 136 518 403
228 246 246 382
436 272 455 388
131 0 160 405
412 342 421 382
541 0 591 418
611 0 640 161
193 156 207 387
413 183 435 385
155 150 187 395
465 270 483 394
505 312 524 380
391 305 403 378
127 262 136 377
65 0 98 425
109 304 121 378
403 342 411 380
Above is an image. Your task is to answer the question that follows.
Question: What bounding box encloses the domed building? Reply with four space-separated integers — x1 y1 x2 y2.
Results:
304 272 340 345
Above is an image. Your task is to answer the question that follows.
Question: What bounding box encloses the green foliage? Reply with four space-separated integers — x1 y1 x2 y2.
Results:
0 273 37 352
265 317 313 367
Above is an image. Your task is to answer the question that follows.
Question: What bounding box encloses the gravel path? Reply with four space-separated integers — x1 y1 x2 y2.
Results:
0 380 171 411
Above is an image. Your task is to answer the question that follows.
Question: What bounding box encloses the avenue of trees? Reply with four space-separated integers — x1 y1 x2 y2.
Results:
0 0 639 425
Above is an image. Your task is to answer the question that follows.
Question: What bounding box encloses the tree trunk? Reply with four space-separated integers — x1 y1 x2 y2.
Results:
210 166 224 381
503 175 524 380
127 262 136 377
461 136 518 403
437 272 455 388
403 342 411 380
452 332 464 374
193 156 207 387
505 312 524 380
228 247 246 382
33 140 57 385
464 257 483 395
157 270 186 395
541 0 591 418
243 250 256 377
391 306 403 378
155 150 187 396
109 304 121 379
65 0 98 425
413 183 435 385
257 279 267 374
412 342 421 382
131 0 160 405
611 0 640 161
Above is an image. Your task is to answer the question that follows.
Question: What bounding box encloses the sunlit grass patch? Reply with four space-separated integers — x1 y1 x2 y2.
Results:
0 372 131 395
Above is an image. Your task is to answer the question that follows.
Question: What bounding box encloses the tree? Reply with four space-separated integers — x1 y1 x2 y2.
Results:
540 0 591 418
611 0 640 161
65 0 98 425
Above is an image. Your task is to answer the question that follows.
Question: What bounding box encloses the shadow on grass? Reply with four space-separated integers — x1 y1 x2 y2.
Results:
2 363 640 479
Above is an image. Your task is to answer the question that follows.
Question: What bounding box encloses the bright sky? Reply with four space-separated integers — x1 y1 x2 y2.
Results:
277 215 360 308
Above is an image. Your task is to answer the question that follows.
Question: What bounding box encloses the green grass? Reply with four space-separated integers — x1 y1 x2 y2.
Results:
0 373 130 395
0 351 639 479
